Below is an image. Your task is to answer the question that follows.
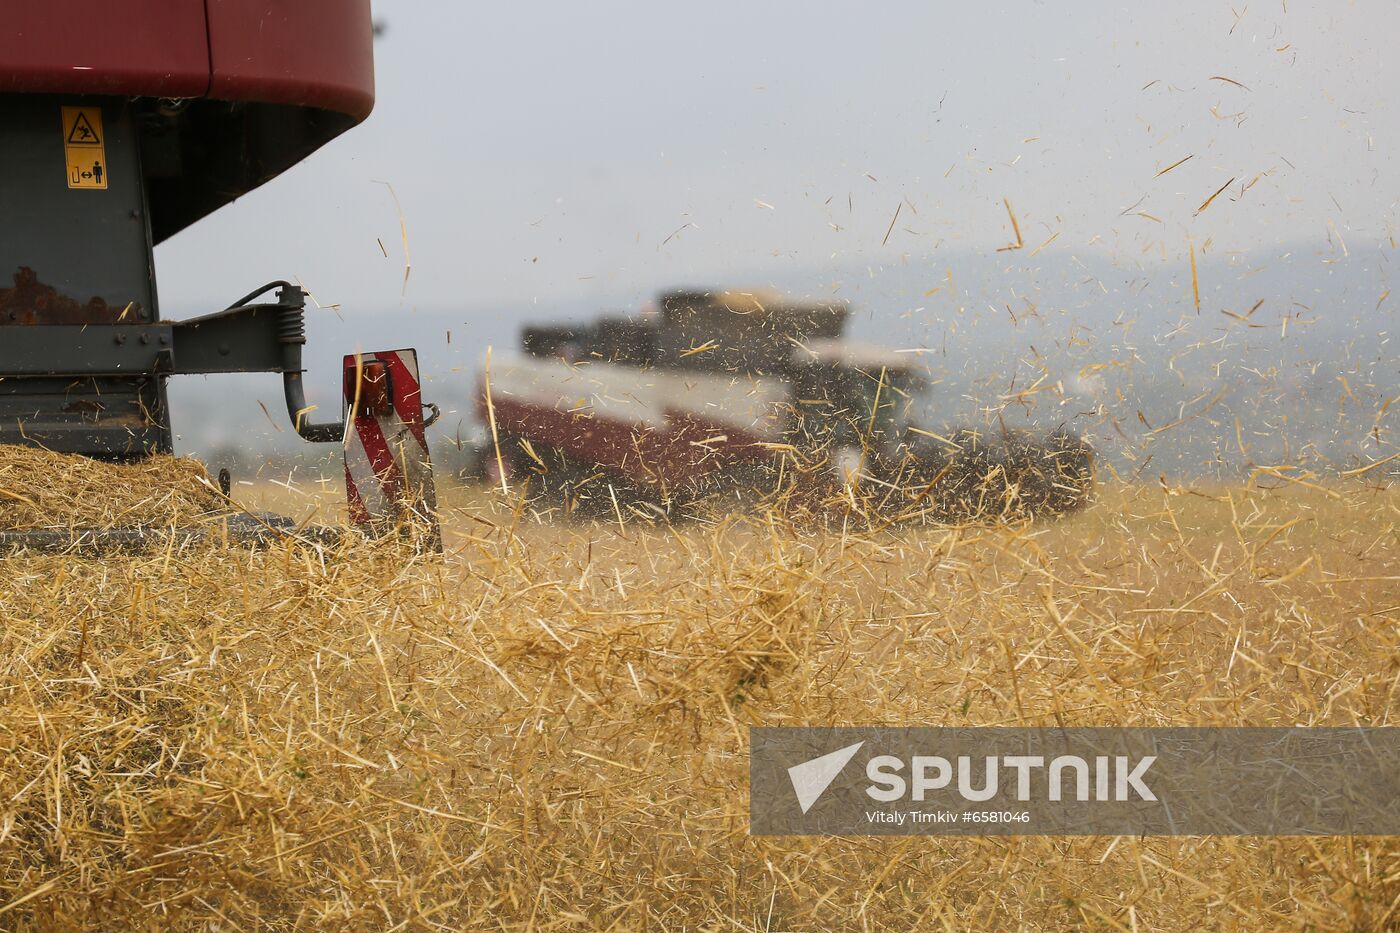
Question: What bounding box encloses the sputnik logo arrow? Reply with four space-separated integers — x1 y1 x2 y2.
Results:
787 741 864 814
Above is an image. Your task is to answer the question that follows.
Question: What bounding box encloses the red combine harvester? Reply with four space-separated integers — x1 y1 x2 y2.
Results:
480 289 1094 521
0 1 439 548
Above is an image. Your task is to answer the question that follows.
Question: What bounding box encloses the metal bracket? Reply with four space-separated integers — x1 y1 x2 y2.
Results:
0 324 174 375
170 305 287 374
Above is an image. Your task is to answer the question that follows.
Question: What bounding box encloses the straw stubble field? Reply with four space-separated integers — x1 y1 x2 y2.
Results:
0 454 1398 930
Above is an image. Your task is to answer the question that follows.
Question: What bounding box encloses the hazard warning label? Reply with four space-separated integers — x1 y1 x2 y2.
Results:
61 106 107 190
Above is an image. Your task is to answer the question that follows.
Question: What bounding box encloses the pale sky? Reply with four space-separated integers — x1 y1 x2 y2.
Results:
154 0 1400 317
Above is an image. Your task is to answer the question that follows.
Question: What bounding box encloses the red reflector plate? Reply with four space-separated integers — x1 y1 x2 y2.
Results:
342 349 440 548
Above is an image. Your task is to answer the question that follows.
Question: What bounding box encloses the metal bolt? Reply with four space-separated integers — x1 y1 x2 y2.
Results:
114 333 126 345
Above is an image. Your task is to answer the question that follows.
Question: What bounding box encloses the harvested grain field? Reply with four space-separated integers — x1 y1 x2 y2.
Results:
0 475 1397 930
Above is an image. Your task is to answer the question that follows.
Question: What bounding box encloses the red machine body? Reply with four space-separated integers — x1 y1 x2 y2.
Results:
0 2 373 116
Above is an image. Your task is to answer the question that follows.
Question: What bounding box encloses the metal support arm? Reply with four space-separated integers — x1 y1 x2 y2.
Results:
175 282 346 442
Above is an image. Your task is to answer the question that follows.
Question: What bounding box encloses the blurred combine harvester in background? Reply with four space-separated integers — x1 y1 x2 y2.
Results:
478 289 1094 521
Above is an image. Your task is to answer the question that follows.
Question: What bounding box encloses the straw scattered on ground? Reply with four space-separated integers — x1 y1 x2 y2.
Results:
0 470 1398 930
0 447 222 531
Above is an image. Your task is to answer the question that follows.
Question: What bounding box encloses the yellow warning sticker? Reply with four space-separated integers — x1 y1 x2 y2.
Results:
61 106 107 190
